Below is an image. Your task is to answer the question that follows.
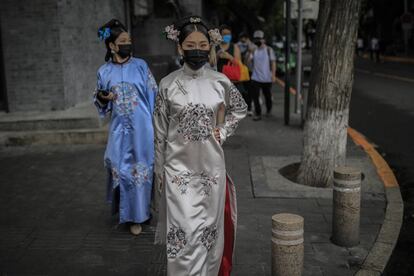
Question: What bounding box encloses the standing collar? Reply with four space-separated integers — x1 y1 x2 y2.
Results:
182 63 206 78
111 56 132 65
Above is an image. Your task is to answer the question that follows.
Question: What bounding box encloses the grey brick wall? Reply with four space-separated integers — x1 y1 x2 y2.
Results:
0 0 64 112
0 0 125 112
58 0 125 108
0 0 206 113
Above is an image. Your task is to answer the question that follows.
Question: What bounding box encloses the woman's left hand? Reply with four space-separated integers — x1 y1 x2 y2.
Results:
214 128 221 143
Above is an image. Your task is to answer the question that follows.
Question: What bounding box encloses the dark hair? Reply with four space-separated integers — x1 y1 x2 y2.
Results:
219 24 232 33
176 16 210 45
174 16 217 67
97 19 128 62
239 31 249 39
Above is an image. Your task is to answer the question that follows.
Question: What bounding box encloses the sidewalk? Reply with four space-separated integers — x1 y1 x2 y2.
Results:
0 86 389 275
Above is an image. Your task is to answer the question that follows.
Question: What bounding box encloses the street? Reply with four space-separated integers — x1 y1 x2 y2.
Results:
350 58 414 275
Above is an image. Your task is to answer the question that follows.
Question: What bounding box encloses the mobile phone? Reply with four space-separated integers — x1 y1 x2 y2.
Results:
98 89 109 96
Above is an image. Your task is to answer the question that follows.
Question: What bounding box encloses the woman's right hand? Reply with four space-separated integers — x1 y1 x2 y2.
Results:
99 92 115 101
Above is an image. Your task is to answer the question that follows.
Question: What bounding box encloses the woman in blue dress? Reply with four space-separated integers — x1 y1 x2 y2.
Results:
94 19 158 235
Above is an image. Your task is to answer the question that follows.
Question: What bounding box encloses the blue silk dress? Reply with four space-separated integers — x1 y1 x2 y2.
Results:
94 57 157 224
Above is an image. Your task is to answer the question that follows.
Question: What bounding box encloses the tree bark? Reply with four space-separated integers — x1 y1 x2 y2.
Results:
297 0 362 187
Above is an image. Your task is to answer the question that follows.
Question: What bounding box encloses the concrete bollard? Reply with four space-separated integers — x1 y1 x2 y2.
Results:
272 213 304 276
332 166 362 247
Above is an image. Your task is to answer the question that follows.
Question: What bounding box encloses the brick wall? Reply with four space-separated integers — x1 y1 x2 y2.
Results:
0 0 64 112
0 0 206 112
58 0 125 108
0 0 125 112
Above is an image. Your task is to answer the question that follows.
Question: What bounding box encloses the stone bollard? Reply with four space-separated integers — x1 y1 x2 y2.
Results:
272 213 304 276
332 166 362 247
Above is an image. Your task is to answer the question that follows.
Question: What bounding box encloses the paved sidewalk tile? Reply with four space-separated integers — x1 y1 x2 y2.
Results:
0 91 385 275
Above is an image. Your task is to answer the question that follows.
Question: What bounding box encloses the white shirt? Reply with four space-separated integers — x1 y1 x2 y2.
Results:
357 38 364 48
251 45 276 83
371 38 379 50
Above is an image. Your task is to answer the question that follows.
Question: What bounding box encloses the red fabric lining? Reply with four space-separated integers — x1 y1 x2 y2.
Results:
218 177 234 276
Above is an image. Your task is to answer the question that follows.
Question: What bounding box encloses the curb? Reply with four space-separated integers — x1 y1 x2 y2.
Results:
273 77 403 275
348 128 403 276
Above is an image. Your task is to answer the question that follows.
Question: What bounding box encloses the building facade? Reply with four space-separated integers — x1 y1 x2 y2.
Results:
0 0 126 112
0 0 207 113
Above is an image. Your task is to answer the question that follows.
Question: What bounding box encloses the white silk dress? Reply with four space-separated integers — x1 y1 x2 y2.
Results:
153 64 247 276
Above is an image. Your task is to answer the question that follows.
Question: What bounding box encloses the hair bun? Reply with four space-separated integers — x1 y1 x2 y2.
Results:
98 18 126 33
164 15 222 45
175 15 210 31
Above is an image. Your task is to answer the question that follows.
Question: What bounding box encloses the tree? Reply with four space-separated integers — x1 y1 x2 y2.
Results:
297 0 362 187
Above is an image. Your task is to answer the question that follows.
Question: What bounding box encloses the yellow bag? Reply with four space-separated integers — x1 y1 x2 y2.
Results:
239 63 250 82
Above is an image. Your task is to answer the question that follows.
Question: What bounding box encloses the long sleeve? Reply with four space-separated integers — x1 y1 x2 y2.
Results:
93 71 112 118
218 82 248 144
146 68 158 114
153 84 169 192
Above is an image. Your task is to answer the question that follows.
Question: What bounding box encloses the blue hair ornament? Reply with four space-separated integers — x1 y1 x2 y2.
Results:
98 27 111 41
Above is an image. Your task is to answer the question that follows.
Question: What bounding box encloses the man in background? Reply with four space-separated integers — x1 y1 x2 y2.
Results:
249 30 276 121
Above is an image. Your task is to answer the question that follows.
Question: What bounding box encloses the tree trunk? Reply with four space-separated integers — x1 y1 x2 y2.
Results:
297 0 362 187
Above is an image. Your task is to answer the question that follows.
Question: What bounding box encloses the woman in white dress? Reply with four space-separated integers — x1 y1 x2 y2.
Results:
153 16 247 276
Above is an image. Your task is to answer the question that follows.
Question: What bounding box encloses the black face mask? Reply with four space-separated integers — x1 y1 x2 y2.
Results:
254 40 262 47
117 44 132 58
183 49 209 70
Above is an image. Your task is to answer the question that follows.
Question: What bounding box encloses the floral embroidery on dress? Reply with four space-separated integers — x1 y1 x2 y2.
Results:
147 70 158 93
131 162 150 187
111 168 121 188
167 225 187 258
171 171 218 196
107 162 120 189
121 116 134 134
154 135 164 146
177 103 214 142
228 84 247 112
104 159 121 188
225 114 239 133
200 172 218 197
172 171 192 194
154 93 164 117
200 225 218 251
111 82 139 115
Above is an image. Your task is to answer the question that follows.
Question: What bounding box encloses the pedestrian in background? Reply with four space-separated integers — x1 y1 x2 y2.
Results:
237 32 256 116
248 30 276 121
94 19 158 236
356 37 364 57
154 15 247 276
216 25 248 107
216 24 241 74
370 36 381 62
